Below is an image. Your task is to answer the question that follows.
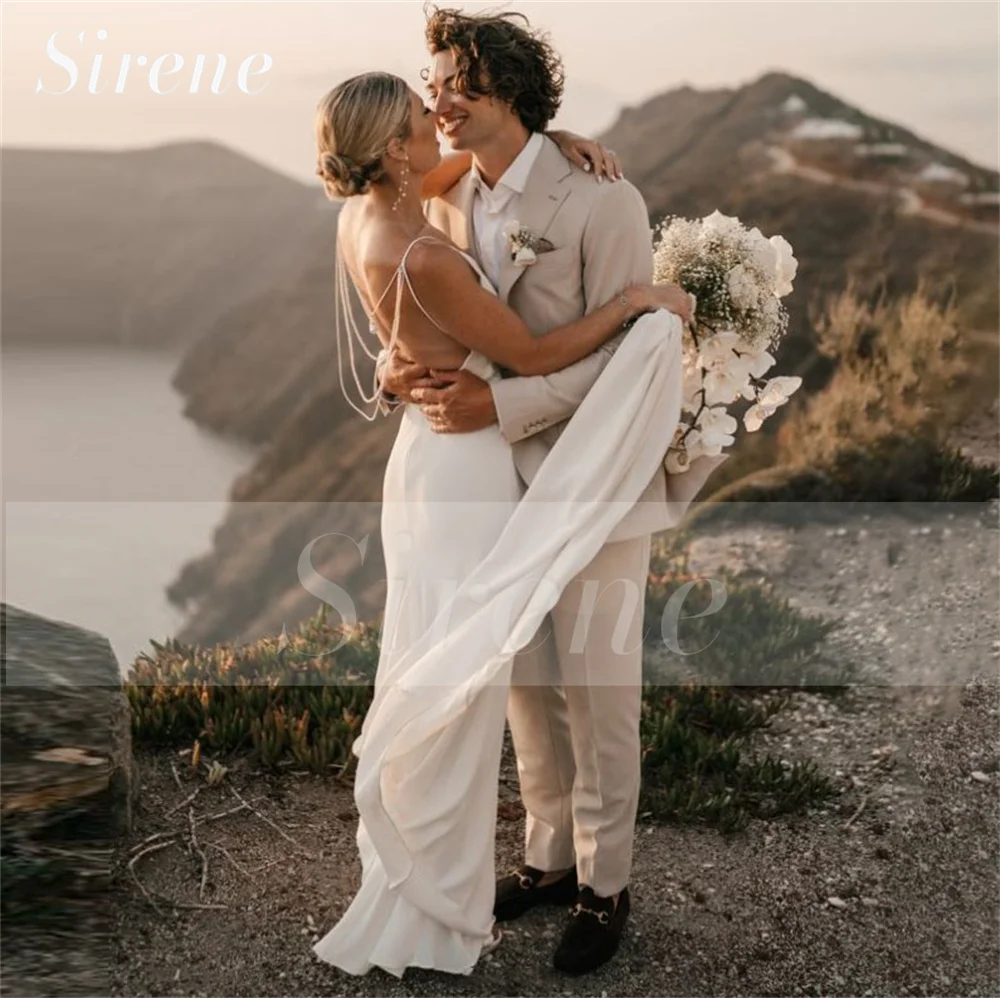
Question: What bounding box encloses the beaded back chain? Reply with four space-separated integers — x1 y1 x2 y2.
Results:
333 233 441 421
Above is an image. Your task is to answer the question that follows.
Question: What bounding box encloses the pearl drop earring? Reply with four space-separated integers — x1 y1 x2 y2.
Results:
391 158 411 212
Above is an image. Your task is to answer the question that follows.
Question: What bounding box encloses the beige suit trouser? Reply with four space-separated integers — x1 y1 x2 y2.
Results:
506 530 652 899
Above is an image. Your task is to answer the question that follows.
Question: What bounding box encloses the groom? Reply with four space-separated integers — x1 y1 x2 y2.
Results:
379 6 723 976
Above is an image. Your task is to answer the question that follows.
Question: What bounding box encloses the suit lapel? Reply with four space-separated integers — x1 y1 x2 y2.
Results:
437 173 476 253
498 136 574 304
457 173 476 252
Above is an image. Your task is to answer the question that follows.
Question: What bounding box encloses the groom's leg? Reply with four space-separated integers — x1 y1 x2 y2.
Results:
548 532 652 899
506 618 577 872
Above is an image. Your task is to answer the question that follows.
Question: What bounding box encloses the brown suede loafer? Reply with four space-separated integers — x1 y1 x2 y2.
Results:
493 865 579 922
552 885 630 975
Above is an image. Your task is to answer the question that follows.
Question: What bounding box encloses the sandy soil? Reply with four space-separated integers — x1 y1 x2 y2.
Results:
80 499 1000 998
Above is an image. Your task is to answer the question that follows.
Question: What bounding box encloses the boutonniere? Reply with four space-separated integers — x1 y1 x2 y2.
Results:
502 220 555 268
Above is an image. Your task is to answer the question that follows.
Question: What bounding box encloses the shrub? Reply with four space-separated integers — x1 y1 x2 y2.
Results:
127 571 847 832
643 552 850 691
127 610 378 776
778 284 967 467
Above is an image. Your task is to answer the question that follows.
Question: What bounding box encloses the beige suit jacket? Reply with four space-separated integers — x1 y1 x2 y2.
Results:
423 135 726 542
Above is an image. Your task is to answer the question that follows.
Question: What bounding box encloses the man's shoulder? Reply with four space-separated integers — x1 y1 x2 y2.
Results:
539 139 647 217
569 170 648 216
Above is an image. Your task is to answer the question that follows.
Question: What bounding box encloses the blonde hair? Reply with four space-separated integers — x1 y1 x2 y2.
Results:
315 72 412 199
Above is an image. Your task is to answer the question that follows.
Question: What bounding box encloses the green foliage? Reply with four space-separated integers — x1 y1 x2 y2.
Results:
127 568 847 831
677 433 997 536
824 433 999 502
639 684 836 833
127 606 377 775
644 552 851 691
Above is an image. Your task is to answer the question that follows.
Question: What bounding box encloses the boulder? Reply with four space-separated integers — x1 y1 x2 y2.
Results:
1 602 138 916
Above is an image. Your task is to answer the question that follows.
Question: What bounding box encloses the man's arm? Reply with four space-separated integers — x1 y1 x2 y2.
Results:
489 179 654 445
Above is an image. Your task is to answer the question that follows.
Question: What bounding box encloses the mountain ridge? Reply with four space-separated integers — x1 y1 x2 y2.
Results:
1 141 328 347
163 73 996 647
4 73 995 649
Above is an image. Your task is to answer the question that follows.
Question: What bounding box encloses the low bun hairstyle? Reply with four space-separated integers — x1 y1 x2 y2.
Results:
315 72 413 200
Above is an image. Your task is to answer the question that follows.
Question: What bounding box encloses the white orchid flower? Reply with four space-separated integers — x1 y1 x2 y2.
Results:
703 370 744 406
770 235 798 297
743 375 803 431
698 329 743 363
759 375 802 404
685 428 706 458
695 406 738 454
743 403 772 432
698 331 752 405
747 349 776 378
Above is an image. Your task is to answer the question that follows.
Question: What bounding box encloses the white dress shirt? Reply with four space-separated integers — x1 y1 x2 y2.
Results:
470 130 545 290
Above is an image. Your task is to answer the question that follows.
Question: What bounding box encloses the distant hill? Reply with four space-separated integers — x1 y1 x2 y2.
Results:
1 142 330 346
600 71 999 380
606 72 998 224
163 73 998 648
12 78 989 650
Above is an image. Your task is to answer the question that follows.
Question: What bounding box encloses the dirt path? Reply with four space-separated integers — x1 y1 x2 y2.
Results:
766 146 999 237
93 497 1000 998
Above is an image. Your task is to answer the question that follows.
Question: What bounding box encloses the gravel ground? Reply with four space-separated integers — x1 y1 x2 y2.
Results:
89 502 1000 998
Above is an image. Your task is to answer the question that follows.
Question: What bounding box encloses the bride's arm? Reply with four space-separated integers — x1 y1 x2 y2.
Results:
402 242 686 377
546 130 623 180
420 151 473 199
418 132 623 201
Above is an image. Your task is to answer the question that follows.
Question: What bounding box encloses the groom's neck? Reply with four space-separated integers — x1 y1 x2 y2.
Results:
473 122 533 189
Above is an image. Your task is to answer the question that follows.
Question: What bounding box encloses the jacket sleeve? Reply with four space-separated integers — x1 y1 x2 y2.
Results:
490 179 654 444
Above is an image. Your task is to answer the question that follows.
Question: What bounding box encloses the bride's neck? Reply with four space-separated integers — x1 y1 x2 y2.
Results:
366 177 427 232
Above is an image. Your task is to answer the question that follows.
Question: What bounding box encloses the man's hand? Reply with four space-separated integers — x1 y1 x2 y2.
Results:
409 369 498 434
380 352 437 403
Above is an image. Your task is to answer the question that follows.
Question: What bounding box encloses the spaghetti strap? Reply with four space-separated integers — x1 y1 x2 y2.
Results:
333 233 486 422
396 236 451 333
372 235 488 335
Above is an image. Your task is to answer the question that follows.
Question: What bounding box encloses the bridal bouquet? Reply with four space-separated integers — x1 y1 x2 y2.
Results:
652 210 802 474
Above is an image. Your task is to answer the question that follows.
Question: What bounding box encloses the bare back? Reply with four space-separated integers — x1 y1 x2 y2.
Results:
337 199 483 370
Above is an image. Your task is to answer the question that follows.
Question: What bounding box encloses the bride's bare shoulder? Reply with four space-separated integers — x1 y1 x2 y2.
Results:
401 234 471 283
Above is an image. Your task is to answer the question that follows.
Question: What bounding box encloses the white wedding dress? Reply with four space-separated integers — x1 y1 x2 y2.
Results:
313 237 690 979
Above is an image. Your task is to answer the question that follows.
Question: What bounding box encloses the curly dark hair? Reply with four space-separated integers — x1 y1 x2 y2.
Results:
424 5 564 133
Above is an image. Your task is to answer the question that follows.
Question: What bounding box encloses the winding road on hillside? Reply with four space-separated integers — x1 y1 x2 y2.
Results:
767 146 999 237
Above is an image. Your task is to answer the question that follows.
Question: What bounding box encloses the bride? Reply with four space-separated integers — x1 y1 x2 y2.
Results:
311 71 692 979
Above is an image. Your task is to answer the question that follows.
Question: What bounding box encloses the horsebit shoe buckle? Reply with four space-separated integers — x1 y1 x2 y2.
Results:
518 872 535 890
571 902 611 924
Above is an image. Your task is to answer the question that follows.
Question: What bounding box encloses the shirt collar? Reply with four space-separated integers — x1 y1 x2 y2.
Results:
470 131 545 203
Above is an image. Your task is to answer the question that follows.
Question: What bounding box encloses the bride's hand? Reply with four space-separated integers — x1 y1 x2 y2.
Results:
627 283 695 325
547 129 622 181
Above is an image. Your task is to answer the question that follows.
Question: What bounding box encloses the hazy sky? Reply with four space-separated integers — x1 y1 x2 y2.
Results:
2 1 997 186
